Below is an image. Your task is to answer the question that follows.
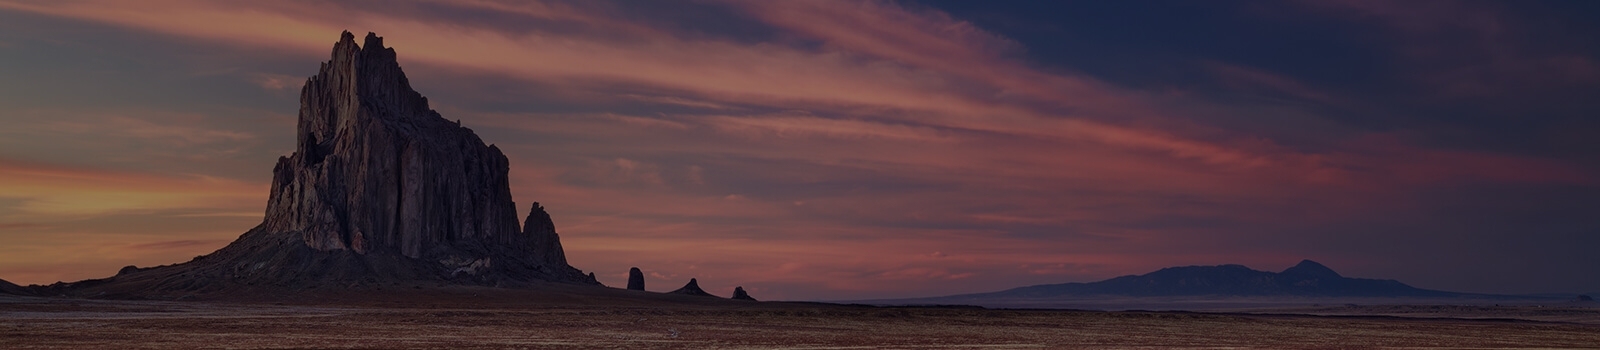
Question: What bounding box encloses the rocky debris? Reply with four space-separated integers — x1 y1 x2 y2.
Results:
732 286 757 301
627 267 645 291
668 278 716 297
24 31 599 298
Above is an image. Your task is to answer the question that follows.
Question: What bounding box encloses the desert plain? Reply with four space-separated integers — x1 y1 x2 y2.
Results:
4 284 1599 349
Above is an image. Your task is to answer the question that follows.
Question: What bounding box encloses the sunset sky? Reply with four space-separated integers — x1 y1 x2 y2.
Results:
1 0 1598 300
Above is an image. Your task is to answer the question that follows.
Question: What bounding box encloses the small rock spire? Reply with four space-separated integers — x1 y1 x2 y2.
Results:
627 267 645 291
732 286 757 301
668 278 715 297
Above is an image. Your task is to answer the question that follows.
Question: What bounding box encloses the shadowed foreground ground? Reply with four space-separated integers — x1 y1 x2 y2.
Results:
3 286 1599 349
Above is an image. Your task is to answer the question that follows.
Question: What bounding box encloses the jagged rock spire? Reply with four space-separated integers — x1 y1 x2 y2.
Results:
265 31 523 257
203 31 596 287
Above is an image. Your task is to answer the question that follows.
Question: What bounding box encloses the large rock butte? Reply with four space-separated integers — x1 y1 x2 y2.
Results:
32 31 597 297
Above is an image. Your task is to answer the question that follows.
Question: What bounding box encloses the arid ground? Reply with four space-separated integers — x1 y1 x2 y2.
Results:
4 285 1600 349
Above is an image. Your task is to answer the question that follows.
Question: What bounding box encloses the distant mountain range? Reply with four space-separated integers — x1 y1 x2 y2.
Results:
862 260 1519 308
967 260 1457 298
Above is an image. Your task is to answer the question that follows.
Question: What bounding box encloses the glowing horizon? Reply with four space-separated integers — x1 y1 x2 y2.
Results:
1 0 1597 300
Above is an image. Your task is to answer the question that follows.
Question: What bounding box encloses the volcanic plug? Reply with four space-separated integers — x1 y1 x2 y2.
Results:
42 32 598 297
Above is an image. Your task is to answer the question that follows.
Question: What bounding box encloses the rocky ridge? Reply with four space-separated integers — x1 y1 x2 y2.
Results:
0 278 25 296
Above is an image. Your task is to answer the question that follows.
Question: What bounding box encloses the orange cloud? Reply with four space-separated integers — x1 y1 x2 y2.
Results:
0 157 264 217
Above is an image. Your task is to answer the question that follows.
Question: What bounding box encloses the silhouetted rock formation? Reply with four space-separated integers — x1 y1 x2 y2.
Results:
27 31 597 298
627 267 645 291
1579 295 1594 302
0 278 25 296
267 31 533 258
961 260 1455 298
732 286 756 301
669 278 716 297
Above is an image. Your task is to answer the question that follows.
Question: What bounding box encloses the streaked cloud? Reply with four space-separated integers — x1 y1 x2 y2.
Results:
0 0 1595 299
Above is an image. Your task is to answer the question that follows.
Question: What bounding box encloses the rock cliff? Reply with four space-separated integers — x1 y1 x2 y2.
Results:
266 31 527 258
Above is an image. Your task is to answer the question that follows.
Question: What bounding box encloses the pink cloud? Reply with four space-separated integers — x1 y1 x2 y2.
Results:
0 0 1593 298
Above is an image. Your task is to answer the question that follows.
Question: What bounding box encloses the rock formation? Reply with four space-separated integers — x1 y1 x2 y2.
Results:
29 31 597 297
668 278 716 297
731 286 756 301
267 31 532 259
0 278 25 296
627 267 645 291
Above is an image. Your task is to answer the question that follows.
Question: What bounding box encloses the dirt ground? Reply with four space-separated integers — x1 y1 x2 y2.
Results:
4 290 1600 349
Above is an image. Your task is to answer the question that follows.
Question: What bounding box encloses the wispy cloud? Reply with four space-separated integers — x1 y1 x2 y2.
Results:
0 0 1595 298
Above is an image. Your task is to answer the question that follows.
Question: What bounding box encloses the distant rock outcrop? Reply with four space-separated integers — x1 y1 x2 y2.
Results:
0 278 26 296
627 267 645 291
732 286 756 301
27 31 598 298
669 278 716 297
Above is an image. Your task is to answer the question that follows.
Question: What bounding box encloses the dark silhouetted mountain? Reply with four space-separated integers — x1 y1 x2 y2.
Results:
732 286 757 301
961 260 1455 298
0 278 26 296
627 267 645 291
669 278 716 297
27 31 597 298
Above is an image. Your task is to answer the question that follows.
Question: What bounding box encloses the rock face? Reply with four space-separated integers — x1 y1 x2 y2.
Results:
254 31 591 284
28 32 596 297
267 31 528 259
731 286 756 301
627 267 645 291
668 278 716 297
